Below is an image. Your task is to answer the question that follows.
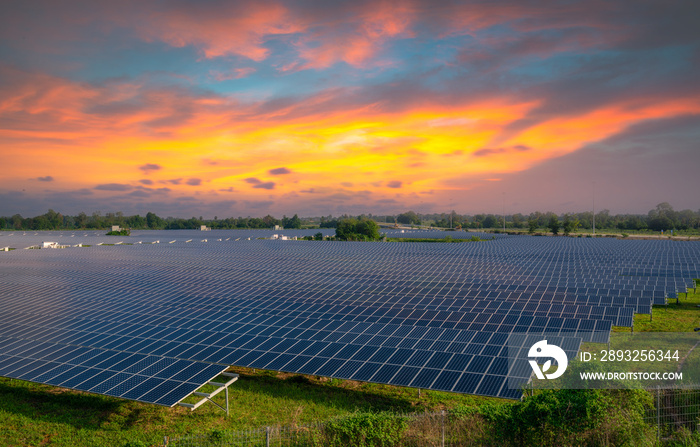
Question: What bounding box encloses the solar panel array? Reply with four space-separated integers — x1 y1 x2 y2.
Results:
1 233 699 404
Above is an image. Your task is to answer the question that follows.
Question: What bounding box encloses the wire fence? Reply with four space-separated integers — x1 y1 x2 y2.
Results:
165 387 700 447
648 385 700 444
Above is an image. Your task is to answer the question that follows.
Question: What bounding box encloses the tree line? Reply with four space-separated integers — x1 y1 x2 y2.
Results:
394 202 699 232
1 203 697 232
0 210 303 231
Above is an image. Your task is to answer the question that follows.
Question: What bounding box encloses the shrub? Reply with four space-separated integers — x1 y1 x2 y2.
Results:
322 413 408 447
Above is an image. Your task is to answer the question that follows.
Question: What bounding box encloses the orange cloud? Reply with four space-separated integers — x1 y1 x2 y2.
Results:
3 64 700 211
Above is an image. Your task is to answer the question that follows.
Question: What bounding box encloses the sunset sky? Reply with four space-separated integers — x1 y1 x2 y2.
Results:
2 1 699 218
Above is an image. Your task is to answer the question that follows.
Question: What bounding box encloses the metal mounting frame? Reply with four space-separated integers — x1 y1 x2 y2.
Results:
178 372 239 415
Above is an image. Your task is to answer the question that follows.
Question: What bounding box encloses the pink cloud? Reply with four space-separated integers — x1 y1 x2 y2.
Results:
131 2 303 61
210 67 256 81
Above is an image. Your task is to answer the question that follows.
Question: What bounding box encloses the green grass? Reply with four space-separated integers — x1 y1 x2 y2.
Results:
0 367 504 446
613 279 700 333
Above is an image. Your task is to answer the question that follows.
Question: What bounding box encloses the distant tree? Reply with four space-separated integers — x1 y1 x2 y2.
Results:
482 215 498 228
76 212 88 228
527 218 538 234
336 217 381 241
262 215 279 228
282 214 302 229
146 211 162 229
397 211 420 225
512 213 525 229
648 202 677 231
548 215 560 235
320 218 338 228
562 214 579 236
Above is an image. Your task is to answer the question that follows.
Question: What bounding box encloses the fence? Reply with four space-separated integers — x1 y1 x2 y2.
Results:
647 385 700 444
166 387 700 447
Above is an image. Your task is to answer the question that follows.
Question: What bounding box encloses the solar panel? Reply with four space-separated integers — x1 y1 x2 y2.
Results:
1 233 698 402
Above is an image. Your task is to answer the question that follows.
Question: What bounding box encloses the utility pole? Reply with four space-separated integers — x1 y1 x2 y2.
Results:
502 192 506 232
592 182 596 235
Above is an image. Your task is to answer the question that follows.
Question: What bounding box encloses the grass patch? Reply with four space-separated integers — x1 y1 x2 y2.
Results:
612 279 700 333
0 366 504 446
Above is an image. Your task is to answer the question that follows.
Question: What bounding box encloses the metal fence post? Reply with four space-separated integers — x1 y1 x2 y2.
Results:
656 386 660 443
266 426 270 447
441 410 445 447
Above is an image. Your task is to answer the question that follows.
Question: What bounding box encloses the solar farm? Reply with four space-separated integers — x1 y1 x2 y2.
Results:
1 230 699 410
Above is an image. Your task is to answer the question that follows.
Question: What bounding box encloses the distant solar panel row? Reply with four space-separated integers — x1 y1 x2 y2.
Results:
1 233 699 404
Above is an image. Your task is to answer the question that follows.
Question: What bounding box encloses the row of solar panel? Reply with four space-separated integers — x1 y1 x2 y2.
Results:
0 336 226 406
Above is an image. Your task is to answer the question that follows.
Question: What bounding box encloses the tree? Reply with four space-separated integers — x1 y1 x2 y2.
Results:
482 215 498 228
11 214 23 230
548 215 560 235
335 217 381 241
282 214 302 229
527 218 538 234
397 211 420 225
262 215 279 228
146 211 162 229
562 214 579 236
76 212 88 228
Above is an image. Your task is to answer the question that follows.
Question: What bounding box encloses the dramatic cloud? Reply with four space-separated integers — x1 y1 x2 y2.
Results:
1 1 699 216
268 167 291 175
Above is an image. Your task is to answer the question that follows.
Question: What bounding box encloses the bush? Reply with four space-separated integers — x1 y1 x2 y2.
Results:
106 229 130 236
335 218 382 241
322 413 408 447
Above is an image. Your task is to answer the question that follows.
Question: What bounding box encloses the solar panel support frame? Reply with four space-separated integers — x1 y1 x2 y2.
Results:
178 372 239 416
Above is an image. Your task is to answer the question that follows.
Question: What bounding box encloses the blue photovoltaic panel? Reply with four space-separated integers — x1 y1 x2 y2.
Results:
0 232 698 401
0 335 226 406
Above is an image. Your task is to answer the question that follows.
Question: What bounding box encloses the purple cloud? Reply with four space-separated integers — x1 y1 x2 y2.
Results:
95 183 132 191
253 182 275 190
186 178 202 186
387 181 402 189
269 167 291 175
244 177 262 184
473 145 531 157
37 176 54 182
139 179 153 185
139 163 161 173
